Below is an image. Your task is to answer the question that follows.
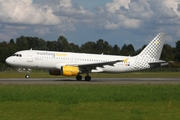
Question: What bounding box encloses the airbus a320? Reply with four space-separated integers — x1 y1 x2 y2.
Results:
6 33 168 81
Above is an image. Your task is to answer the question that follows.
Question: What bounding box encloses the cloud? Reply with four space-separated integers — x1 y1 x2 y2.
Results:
148 0 180 24
96 0 142 30
95 0 180 32
0 25 18 41
0 0 61 25
0 0 95 26
106 0 131 13
54 3 95 23
0 0 95 41
34 27 51 36
59 0 72 8
0 0 180 48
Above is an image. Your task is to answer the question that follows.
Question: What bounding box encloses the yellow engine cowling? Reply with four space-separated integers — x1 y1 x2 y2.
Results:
49 70 62 75
61 66 79 76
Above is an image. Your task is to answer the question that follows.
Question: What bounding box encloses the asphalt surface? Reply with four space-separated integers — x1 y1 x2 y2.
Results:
0 78 180 84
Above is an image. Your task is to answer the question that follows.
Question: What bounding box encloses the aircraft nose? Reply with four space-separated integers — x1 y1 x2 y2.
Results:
5 57 13 65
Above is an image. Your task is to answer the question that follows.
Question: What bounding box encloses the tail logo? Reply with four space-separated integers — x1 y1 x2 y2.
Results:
123 58 129 63
155 40 159 45
123 58 130 66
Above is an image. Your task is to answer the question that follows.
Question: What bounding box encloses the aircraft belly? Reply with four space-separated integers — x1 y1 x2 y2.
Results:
36 61 55 69
102 65 129 73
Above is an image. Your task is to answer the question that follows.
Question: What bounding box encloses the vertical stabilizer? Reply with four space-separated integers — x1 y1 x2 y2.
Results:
138 33 166 60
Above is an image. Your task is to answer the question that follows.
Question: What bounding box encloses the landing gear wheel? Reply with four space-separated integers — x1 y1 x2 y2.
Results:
76 75 82 81
85 76 91 81
25 68 31 79
25 75 30 79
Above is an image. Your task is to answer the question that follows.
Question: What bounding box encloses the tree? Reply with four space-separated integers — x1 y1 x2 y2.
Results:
174 40 180 62
26 37 48 50
16 36 28 50
120 44 135 56
80 41 96 53
7 39 17 57
57 36 71 51
135 45 146 55
95 39 106 54
47 41 58 51
69 43 80 52
35 38 48 50
94 39 112 54
9 39 15 44
161 44 174 61
111 44 121 55
0 41 8 63
126 44 135 55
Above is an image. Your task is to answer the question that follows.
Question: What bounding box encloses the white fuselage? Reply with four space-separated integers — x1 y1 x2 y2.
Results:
6 50 140 73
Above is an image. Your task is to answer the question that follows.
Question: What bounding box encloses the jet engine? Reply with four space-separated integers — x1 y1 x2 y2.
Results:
49 70 62 75
49 66 80 76
61 66 80 76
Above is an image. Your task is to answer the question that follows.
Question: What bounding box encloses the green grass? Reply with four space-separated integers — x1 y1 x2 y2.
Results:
0 70 180 78
0 84 180 120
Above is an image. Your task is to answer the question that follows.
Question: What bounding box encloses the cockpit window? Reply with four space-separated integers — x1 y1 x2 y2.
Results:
12 54 22 57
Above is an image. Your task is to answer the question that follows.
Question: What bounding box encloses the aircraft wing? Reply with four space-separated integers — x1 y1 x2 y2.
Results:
67 60 123 71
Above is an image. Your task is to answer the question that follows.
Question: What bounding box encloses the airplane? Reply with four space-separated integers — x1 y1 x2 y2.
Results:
6 33 168 81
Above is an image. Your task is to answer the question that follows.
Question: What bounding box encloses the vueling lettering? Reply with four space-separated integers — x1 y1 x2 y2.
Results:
37 52 55 57
37 52 67 57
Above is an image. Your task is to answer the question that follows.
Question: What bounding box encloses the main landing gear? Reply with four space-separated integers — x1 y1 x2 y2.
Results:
76 74 91 81
85 75 91 81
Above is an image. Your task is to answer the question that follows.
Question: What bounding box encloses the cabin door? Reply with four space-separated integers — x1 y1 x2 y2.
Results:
27 50 33 62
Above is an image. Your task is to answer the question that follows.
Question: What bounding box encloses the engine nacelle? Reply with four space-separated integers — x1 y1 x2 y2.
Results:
49 66 80 76
49 70 62 75
61 66 79 76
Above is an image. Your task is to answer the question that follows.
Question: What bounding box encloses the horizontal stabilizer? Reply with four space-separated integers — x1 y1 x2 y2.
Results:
149 60 168 68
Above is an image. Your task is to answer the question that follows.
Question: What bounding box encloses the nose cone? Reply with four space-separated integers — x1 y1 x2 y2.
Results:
6 57 13 65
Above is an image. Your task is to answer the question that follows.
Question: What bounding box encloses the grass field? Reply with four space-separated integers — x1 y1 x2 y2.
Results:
0 71 180 119
0 70 180 78
0 84 180 120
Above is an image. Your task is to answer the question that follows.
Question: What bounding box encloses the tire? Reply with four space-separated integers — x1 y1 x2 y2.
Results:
76 75 82 81
85 76 91 81
25 75 30 79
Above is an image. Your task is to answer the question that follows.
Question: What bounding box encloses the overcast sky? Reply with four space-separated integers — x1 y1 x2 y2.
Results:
0 0 180 49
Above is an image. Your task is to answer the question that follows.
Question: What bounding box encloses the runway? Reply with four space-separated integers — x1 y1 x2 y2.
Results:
0 78 180 84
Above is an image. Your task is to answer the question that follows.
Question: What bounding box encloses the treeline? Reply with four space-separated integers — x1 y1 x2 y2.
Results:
0 35 180 68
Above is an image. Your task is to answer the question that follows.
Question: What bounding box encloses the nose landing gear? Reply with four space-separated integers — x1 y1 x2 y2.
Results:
25 74 30 79
25 68 31 79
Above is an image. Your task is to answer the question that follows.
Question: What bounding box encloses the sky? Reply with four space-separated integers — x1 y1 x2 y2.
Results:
0 0 180 49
